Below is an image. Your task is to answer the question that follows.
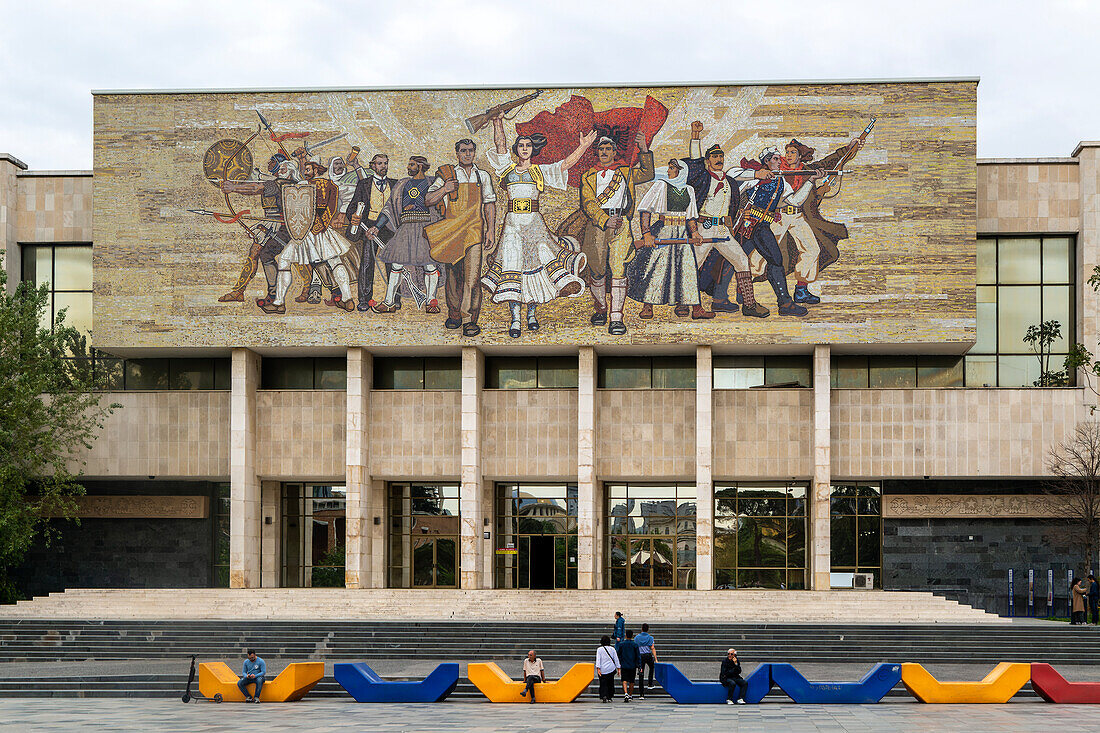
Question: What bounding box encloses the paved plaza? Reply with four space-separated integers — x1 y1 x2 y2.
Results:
2 699 1098 732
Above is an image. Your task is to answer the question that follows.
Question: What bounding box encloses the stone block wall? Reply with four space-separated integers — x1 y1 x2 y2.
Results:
12 481 220 598
884 517 1085 616
256 390 347 479
482 389 578 478
713 389 813 478
596 389 695 478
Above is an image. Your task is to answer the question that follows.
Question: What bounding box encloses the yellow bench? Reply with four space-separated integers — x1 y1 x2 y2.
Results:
467 662 595 703
198 661 324 703
900 662 1030 703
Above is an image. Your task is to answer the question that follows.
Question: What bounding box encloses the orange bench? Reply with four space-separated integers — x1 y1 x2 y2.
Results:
198 661 324 703
467 662 594 703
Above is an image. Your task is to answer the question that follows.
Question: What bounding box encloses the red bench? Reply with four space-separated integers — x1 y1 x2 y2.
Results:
1031 663 1100 704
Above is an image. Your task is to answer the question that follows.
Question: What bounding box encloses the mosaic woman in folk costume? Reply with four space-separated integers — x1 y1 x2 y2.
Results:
481 112 596 338
628 158 712 321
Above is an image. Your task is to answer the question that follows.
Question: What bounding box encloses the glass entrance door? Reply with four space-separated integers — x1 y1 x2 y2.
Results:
387 483 460 588
412 537 458 587
281 483 347 588
607 483 696 589
628 538 675 588
494 483 579 589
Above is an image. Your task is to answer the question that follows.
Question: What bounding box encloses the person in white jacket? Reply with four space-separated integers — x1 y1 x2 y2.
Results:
595 634 621 703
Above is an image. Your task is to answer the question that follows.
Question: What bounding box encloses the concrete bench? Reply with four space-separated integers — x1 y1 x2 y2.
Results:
900 662 1030 703
334 662 459 703
1031 663 1100 704
467 662 594 703
653 662 772 704
769 662 901 703
198 661 323 703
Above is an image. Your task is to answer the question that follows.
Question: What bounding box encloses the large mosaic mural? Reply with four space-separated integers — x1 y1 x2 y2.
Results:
91 81 976 349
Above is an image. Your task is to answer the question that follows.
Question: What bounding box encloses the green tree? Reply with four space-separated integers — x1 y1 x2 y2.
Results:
1064 268 1100 406
1045 421 1100 575
1023 320 1069 387
0 266 118 603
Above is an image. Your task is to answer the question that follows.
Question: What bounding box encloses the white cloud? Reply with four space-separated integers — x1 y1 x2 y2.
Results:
0 0 1096 169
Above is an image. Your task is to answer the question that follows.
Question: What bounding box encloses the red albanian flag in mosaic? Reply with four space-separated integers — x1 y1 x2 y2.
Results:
516 95 669 188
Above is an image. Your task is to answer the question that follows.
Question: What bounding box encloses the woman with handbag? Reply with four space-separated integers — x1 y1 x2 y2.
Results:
595 635 621 703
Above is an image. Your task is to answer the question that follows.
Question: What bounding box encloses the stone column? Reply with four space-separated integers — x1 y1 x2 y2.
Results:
1075 142 1100 394
810 344 832 590
460 346 484 589
695 345 714 590
577 346 600 589
260 480 280 587
369 479 386 588
230 348 261 588
0 154 28 293
345 347 373 588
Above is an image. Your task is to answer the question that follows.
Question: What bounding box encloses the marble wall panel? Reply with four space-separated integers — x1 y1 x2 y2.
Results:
596 389 694 478
368 390 461 478
256 390 346 479
712 389 813 478
72 391 230 478
482 389 579 477
977 162 1079 234
15 174 94 242
831 388 1091 477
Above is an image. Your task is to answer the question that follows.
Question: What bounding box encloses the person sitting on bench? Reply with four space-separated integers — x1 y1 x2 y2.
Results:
238 649 266 703
720 648 747 704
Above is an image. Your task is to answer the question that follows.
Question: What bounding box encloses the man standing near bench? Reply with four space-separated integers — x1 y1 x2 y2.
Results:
635 623 656 698
519 649 545 702
237 649 265 703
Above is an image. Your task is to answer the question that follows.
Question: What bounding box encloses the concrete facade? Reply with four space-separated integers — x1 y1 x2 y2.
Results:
5 137 1100 605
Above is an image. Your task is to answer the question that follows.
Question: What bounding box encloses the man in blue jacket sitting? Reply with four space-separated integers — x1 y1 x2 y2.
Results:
238 649 266 703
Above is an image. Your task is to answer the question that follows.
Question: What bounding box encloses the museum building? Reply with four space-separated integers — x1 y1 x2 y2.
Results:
1 79 1097 616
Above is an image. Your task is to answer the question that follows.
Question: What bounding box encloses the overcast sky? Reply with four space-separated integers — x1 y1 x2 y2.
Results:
1 0 1096 170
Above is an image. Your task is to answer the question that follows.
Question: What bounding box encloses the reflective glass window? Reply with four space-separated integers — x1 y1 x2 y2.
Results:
21 243 93 341
829 483 882 586
970 236 1076 386
652 357 696 388
830 355 869 388
764 356 812 387
605 483 696 589
868 356 917 388
714 356 764 389
262 358 315 389
495 482 578 590
424 357 461 389
917 356 964 387
997 237 1041 284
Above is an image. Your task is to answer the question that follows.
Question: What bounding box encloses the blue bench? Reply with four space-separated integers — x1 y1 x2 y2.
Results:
769 662 901 704
334 662 460 703
654 662 773 704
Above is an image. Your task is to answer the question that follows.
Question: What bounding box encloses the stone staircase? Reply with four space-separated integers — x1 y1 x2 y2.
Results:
3 619 1099 699
0 588 1006 623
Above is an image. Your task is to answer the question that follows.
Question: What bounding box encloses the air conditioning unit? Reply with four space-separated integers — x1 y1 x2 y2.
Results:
852 573 874 590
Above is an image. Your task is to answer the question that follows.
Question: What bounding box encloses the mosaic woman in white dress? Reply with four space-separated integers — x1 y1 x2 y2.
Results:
481 112 596 337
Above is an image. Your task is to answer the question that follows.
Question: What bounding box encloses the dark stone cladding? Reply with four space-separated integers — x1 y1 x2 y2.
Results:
884 517 1088 617
12 481 225 598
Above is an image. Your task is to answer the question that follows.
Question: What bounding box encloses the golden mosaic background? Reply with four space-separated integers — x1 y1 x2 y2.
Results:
92 82 976 349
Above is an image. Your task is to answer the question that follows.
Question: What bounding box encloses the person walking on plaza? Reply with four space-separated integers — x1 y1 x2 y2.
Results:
1071 578 1088 624
613 611 625 643
519 649 545 702
1089 574 1099 625
237 649 265 703
616 630 640 701
635 623 657 698
595 635 621 703
720 648 748 705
